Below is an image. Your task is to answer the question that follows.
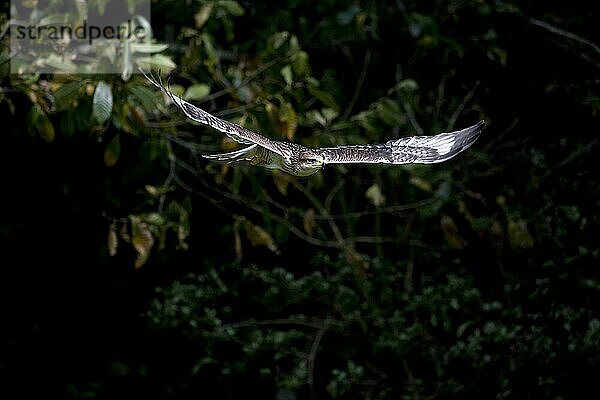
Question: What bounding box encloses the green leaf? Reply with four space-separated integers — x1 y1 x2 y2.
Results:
303 208 316 237
107 223 118 257
128 83 160 112
321 107 339 122
42 53 77 73
279 102 297 141
130 15 153 41
166 200 190 250
269 31 290 50
130 43 170 54
365 184 385 207
168 84 185 98
508 219 534 249
376 98 402 126
398 79 419 92
141 212 166 226
337 4 360 25
308 82 339 111
201 34 219 65
184 84 211 100
219 1 245 16
441 215 466 249
130 215 154 269
93 81 113 123
243 220 280 255
280 65 293 86
291 50 310 77
306 110 327 126
104 134 120 167
53 80 86 112
272 170 291 196
409 175 432 192
28 105 55 142
195 2 214 28
121 41 133 81
137 54 177 71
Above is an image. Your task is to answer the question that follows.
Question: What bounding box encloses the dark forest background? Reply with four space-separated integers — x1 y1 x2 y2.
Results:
1 1 598 399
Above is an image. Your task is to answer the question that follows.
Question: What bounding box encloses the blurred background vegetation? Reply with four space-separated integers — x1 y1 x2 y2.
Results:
1 0 598 399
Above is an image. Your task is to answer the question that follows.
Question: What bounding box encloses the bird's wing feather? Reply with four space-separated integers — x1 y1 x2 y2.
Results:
202 144 258 162
319 121 485 165
142 70 284 156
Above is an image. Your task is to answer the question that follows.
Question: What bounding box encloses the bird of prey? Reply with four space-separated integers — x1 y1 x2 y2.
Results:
143 71 485 177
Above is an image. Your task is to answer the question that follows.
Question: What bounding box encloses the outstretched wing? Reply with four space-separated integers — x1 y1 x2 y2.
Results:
318 121 485 165
141 70 284 156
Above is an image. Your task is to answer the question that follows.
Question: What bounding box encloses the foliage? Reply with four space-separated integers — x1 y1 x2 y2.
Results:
1 0 598 399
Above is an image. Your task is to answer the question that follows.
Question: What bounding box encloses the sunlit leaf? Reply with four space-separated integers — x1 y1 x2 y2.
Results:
280 65 293 86
142 212 166 226
130 215 154 268
130 43 170 53
137 54 177 71
168 84 185 98
303 208 316 237
272 171 290 195
184 84 211 100
398 79 419 92
321 108 339 123
353 109 379 133
291 50 310 77
178 219 190 251
93 81 113 123
195 2 214 28
21 0 37 8
121 41 133 81
279 102 297 141
265 101 279 126
409 175 432 192
269 31 290 50
306 110 327 127
219 0 245 16
243 220 280 255
130 105 146 128
365 184 385 207
289 34 300 51
74 0 89 21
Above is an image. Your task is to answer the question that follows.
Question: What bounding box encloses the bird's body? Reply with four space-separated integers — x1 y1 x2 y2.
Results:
143 71 485 177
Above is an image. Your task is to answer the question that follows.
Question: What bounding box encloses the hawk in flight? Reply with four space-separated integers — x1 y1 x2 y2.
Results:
143 72 485 177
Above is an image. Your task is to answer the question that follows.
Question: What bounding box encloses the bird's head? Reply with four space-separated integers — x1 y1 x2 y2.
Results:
295 151 325 176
